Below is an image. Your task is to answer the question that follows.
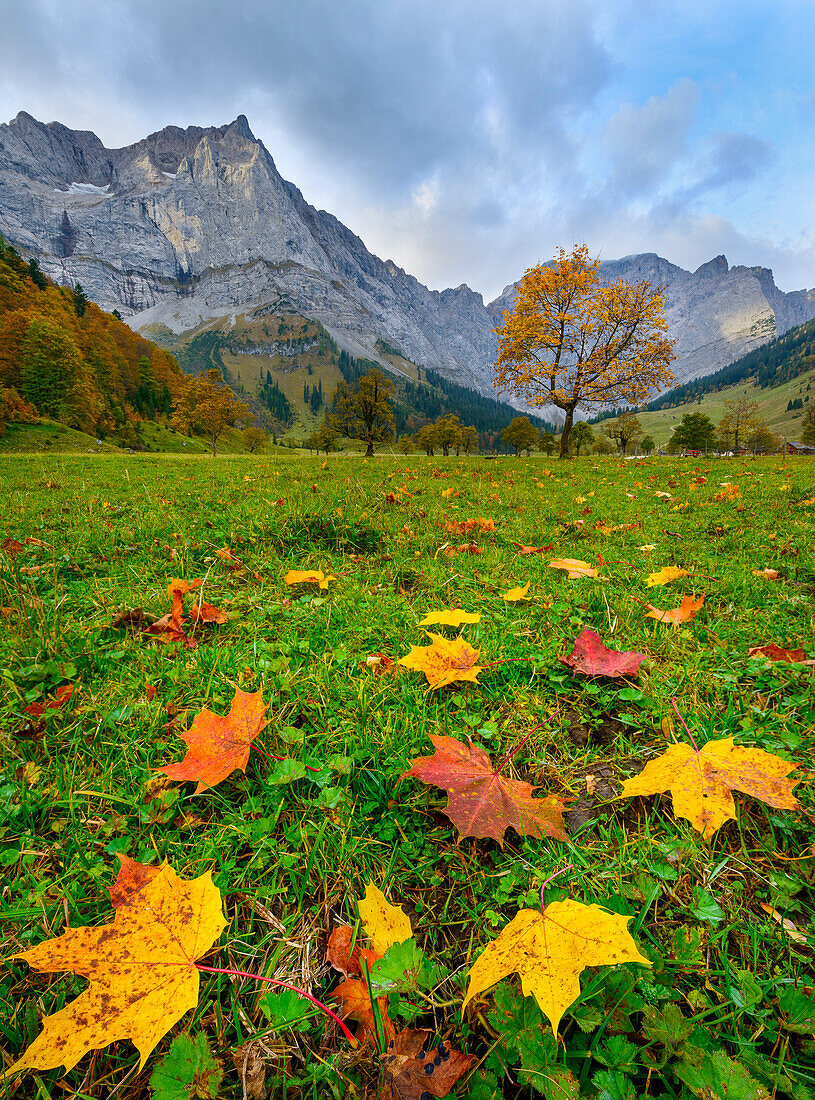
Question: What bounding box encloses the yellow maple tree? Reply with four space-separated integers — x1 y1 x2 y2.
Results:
493 245 675 457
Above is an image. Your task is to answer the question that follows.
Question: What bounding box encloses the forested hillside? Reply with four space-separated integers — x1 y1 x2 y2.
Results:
647 314 815 411
0 236 185 439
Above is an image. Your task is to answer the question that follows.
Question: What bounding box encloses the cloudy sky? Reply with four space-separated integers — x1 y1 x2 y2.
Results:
1 0 813 301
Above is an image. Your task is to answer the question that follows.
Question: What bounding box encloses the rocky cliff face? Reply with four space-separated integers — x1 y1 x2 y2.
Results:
1 110 813 399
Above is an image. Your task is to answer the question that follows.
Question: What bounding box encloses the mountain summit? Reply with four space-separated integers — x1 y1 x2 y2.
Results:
1 112 813 395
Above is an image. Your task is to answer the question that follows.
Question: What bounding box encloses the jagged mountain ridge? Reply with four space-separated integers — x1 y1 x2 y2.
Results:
1 110 813 400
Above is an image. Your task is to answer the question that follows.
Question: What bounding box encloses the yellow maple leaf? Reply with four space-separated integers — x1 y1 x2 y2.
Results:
463 901 650 1036
502 581 531 602
398 632 483 690
284 569 336 589
4 865 226 1077
548 558 599 579
645 566 689 587
418 609 481 627
441 487 459 498
618 737 801 839
639 544 657 553
358 883 413 955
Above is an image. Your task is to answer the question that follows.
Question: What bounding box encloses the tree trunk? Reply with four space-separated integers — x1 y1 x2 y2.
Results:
559 407 575 458
365 441 374 457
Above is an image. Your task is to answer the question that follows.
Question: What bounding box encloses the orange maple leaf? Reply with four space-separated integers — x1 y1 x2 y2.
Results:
4 864 226 1078
747 644 814 665
398 633 483 690
157 686 269 793
401 735 567 846
619 737 802 838
644 595 704 625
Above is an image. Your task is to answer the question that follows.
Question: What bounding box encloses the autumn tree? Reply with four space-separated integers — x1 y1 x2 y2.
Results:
414 423 439 456
242 426 269 453
538 430 558 456
568 421 594 456
397 433 415 454
457 425 479 455
801 406 815 444
329 368 394 456
602 413 643 456
20 315 82 421
493 245 675 458
747 424 779 454
434 413 463 457
0 386 37 436
640 434 656 455
307 420 339 453
717 396 761 453
501 415 539 455
669 412 717 452
171 369 249 456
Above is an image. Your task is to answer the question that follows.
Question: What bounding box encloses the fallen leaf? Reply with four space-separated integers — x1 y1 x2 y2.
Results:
444 517 495 535
364 652 399 675
108 855 162 909
639 545 657 553
23 683 74 718
418 609 481 627
502 581 530 602
759 903 808 945
398 634 483 691
380 1029 472 1100
188 602 229 625
559 629 646 679
715 483 740 502
645 595 704 625
511 542 553 555
747 644 813 664
752 568 779 580
284 569 336 589
1 537 24 556
4 864 226 1077
401 734 567 846
646 566 690 587
463 900 650 1036
618 737 801 839
331 978 395 1047
548 558 600 579
157 686 269 794
232 1041 267 1100
358 883 413 956
440 487 459 498
327 927 377 978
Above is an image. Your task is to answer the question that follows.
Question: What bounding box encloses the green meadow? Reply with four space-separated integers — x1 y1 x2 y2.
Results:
1 451 814 1099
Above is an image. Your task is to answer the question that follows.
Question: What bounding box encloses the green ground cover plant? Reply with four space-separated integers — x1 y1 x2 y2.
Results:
1 451 814 1099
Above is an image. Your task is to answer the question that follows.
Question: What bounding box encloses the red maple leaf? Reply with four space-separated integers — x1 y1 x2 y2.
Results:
401 735 567 846
558 628 646 679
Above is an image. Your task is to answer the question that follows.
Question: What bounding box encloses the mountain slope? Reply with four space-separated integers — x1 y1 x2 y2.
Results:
1 111 813 405
0 234 185 437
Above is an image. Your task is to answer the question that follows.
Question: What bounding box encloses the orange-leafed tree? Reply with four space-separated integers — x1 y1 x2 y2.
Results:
493 245 676 458
171 369 249 456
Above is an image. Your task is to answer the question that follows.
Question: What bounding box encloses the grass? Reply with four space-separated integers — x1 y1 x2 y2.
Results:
1 452 814 1099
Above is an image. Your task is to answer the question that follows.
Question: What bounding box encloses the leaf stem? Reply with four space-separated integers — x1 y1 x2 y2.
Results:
194 963 356 1044
539 863 574 914
670 697 699 752
251 742 323 773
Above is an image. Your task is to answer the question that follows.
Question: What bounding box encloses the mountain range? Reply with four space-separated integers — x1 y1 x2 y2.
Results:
1 110 814 404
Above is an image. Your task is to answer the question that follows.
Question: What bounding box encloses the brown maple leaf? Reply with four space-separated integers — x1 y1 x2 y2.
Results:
511 542 553 555
23 683 74 718
157 686 269 793
398 633 483 690
332 978 395 1047
380 1029 472 1100
747 644 814 664
619 737 802 839
401 734 567 846
559 629 646 679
